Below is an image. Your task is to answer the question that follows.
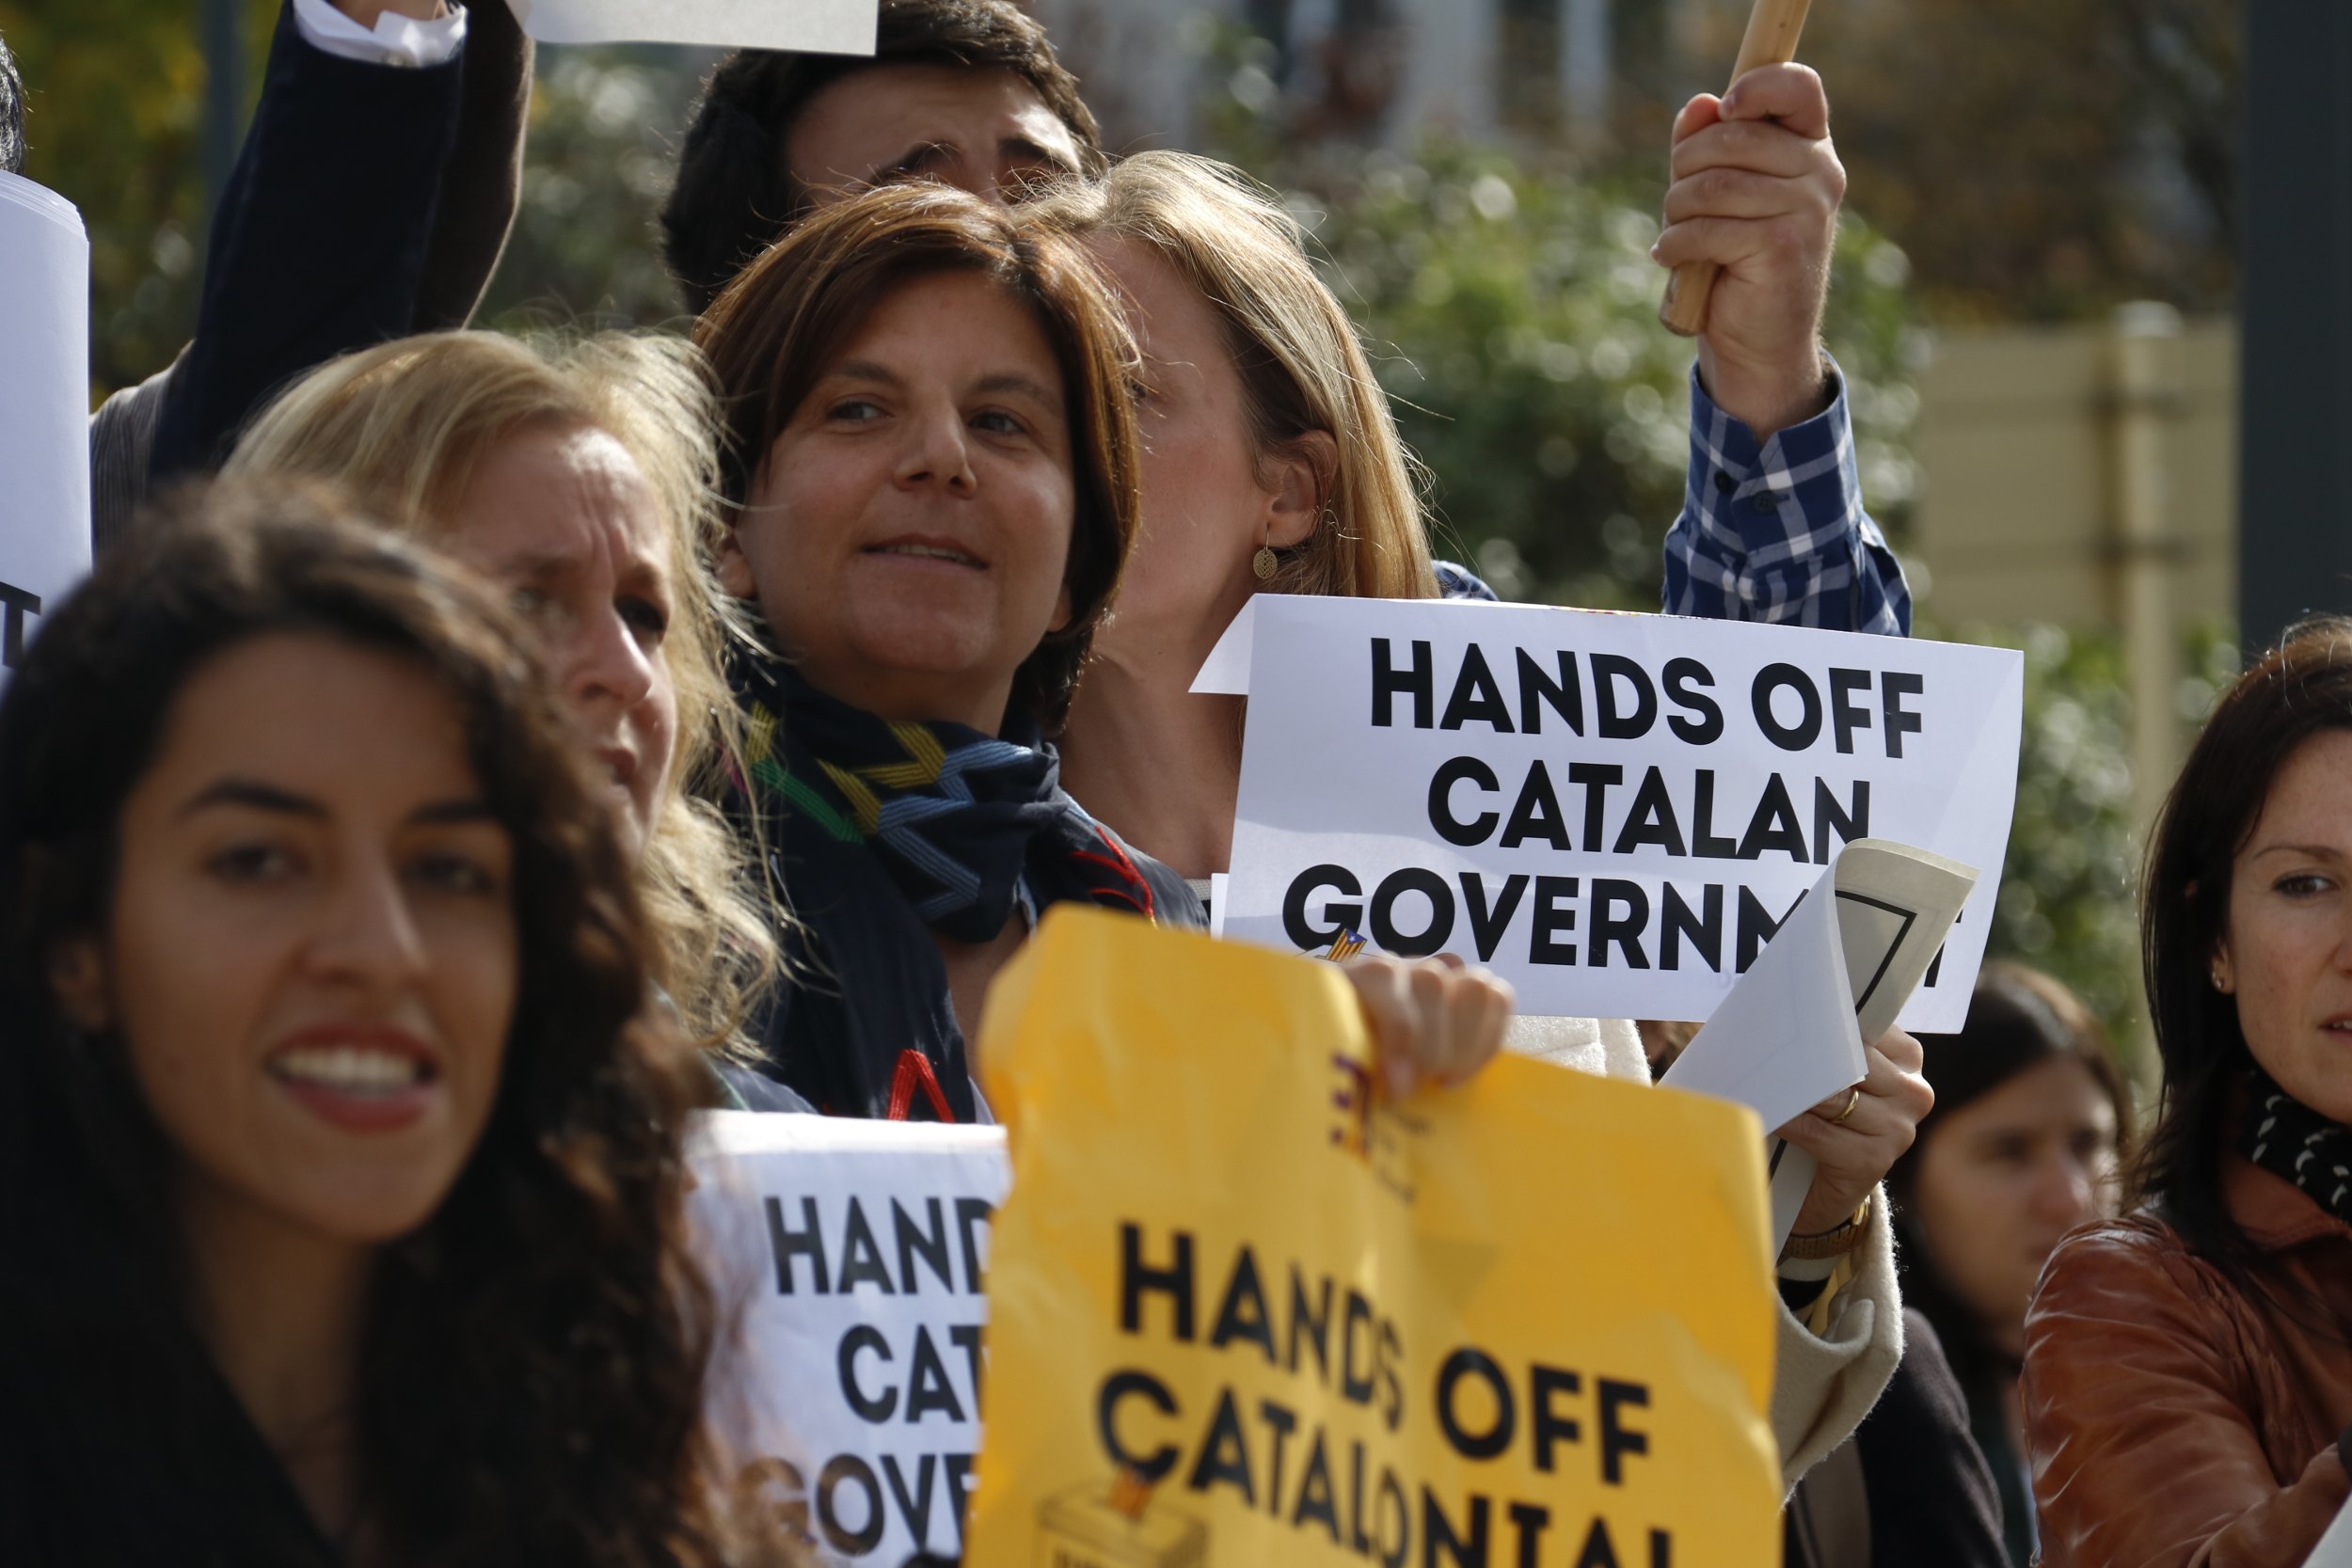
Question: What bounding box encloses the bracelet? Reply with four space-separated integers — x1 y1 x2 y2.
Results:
1780 1193 1874 1262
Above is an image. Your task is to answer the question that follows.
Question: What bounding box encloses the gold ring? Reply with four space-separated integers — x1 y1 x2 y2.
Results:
1831 1086 1862 1124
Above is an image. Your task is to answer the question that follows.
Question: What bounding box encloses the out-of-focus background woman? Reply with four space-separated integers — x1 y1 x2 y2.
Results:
1893 962 2133 1566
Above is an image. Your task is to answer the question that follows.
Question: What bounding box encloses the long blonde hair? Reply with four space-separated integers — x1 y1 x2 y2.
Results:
1030 150 1438 601
227 330 775 1053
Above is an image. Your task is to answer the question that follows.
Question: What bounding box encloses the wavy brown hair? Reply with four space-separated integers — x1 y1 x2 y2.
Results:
0 483 774 1566
695 181 1139 732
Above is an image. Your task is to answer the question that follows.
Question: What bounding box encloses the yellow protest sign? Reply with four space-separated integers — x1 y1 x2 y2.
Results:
968 908 1780 1568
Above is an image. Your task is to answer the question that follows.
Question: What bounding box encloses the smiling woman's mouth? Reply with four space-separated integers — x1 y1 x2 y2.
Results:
867 541 985 568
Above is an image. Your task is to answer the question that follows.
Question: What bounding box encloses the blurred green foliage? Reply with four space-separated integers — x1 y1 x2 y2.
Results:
1191 24 1921 610
473 45 704 331
0 0 277 399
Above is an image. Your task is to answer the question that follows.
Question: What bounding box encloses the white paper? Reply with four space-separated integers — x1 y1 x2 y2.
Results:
1217 597 2023 1030
1191 595 1258 695
1665 862 1864 1135
1664 838 1978 1247
0 171 92 696
690 1112 1009 1563
2308 1497 2352 1568
503 0 876 53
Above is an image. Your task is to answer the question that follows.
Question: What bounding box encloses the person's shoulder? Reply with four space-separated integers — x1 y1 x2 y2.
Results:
1433 560 1500 602
2036 1211 2227 1317
1107 831 1207 929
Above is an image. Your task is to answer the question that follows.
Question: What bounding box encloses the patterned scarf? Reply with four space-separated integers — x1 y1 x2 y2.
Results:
2241 1069 2352 1225
735 656 1156 942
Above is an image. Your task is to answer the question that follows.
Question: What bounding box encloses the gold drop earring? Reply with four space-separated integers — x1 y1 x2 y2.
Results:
1252 530 1278 581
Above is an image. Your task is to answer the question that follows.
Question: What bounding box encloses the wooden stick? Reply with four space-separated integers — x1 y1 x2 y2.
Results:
1658 0 1817 338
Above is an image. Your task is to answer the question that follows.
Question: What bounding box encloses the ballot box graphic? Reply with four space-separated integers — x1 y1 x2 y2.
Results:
1034 1473 1206 1568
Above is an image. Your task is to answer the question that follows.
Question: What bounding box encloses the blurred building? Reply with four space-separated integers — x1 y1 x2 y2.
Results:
1031 0 1720 153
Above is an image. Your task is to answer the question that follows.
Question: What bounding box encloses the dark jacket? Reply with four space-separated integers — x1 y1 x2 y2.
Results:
1783 1308 2010 1568
2022 1153 2352 1568
94 0 531 549
750 796 1200 1122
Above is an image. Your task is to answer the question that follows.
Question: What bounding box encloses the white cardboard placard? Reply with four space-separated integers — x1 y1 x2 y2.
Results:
1213 597 2023 1031
504 0 876 54
691 1112 1009 1563
0 171 92 693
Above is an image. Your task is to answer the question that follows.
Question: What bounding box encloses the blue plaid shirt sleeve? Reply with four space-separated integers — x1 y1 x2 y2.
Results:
1662 358 1911 637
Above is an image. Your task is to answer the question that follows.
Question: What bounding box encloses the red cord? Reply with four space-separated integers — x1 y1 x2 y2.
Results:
886 1047 957 1122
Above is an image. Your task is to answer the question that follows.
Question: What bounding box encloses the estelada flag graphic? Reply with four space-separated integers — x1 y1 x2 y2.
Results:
967 907 1781 1567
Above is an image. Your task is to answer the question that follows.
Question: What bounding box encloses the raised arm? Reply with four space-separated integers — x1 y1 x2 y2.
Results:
141 0 523 493
1653 65 1909 637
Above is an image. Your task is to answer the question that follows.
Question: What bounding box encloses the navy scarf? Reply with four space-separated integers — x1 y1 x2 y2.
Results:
730 655 1165 1120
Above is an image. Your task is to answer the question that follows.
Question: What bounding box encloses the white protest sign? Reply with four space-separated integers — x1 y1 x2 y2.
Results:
691 1112 1009 1563
1209 597 2023 1030
0 171 92 694
503 0 876 53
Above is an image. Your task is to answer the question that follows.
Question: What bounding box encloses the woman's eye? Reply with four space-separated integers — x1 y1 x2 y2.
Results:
972 408 1027 436
828 397 884 422
207 842 300 884
509 586 559 624
2274 872 2335 897
621 595 671 647
408 852 501 898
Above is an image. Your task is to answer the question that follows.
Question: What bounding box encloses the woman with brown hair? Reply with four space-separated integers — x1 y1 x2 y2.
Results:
0 485 781 1565
225 331 774 1061
693 181 1512 1122
2023 617 2352 1566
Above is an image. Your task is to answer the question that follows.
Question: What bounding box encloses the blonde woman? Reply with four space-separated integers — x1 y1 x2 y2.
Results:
226 330 775 1063
1030 151 1925 1488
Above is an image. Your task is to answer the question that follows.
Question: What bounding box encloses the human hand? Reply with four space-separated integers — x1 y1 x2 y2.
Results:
334 0 451 25
1652 63 1846 439
1343 953 1515 1100
1775 1025 1931 1237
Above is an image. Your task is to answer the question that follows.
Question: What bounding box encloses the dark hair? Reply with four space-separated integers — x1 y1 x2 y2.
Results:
1890 962 2133 1398
694 182 1137 732
2135 615 2352 1280
660 0 1105 316
0 483 761 1566
1 30 24 177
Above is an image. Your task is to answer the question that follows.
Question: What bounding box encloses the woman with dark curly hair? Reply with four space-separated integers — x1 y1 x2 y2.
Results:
2022 617 2352 1567
0 483 783 1566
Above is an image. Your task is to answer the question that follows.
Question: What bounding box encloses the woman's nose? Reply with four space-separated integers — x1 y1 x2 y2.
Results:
895 406 977 496
562 604 658 717
305 855 428 995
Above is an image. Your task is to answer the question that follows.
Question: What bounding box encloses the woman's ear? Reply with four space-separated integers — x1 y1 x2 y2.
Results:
47 939 111 1033
1264 430 1341 550
2210 938 2236 995
716 527 756 600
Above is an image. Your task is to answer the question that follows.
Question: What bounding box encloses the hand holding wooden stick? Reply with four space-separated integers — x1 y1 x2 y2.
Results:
1658 0 1817 337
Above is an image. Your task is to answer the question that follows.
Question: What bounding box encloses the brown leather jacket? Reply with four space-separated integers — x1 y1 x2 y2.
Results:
2020 1154 2352 1568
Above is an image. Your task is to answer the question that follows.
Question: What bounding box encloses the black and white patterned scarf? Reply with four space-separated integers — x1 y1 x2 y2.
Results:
2241 1069 2352 1225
